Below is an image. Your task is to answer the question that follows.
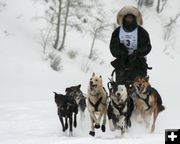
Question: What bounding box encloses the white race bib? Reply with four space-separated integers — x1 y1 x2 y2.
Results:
119 26 138 55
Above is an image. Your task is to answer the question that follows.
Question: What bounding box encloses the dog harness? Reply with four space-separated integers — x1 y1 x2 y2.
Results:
137 90 151 111
111 99 128 116
88 97 106 112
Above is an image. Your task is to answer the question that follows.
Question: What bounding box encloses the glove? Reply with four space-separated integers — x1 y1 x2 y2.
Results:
128 53 137 62
128 51 138 66
111 58 125 70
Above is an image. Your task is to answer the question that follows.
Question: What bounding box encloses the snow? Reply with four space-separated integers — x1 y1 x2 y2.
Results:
0 0 180 143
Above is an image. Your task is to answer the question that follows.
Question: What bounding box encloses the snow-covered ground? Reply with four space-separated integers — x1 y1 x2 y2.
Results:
0 0 180 143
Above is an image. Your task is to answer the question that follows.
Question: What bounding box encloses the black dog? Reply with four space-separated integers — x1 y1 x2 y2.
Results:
65 85 86 119
54 92 78 136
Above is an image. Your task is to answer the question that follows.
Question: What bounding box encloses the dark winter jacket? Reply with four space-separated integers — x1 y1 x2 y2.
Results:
110 25 152 84
110 25 151 59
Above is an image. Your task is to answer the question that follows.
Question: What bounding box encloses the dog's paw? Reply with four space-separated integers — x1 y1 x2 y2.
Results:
62 127 66 132
65 123 68 130
121 129 125 135
127 119 131 127
101 125 106 132
69 131 73 136
89 131 95 137
74 121 77 128
137 115 143 123
94 124 100 129
109 119 115 131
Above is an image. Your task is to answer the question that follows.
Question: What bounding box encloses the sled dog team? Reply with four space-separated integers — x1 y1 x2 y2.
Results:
54 73 165 136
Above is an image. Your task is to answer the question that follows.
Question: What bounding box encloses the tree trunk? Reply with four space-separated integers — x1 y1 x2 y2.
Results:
138 0 144 8
157 0 161 13
88 30 97 59
59 0 70 51
43 26 53 54
53 0 62 49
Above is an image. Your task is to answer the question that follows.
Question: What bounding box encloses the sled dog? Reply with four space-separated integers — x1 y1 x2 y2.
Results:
65 84 86 119
54 92 78 136
87 73 107 136
107 80 134 134
133 76 165 133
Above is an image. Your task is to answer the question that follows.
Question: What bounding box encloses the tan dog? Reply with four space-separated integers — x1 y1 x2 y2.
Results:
133 76 165 133
87 73 107 136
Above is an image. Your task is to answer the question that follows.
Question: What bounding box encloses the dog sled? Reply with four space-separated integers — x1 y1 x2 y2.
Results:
109 65 152 89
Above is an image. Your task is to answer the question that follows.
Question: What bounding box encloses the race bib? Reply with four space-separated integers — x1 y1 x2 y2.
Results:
119 26 138 55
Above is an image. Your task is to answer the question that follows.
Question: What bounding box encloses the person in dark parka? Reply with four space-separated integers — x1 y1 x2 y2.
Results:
110 8 152 87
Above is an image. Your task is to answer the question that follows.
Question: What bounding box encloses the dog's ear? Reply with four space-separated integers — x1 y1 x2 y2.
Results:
134 77 138 82
53 91 57 95
65 88 71 93
145 76 149 82
92 72 95 77
77 84 81 89
111 82 117 89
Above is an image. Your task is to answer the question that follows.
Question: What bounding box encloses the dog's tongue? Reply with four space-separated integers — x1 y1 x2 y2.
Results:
90 84 97 91
138 86 144 93
117 97 121 102
90 84 95 91
137 86 141 92
90 86 93 91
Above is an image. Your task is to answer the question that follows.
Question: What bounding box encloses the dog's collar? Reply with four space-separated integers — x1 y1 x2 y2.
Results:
94 92 101 97
142 85 151 96
90 87 107 97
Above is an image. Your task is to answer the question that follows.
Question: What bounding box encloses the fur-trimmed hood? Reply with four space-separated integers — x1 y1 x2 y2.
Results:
117 5 143 26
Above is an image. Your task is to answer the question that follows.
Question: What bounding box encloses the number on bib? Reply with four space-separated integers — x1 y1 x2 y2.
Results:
126 40 130 47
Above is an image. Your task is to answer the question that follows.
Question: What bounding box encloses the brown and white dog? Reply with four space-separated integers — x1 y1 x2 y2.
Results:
133 76 165 133
87 73 107 136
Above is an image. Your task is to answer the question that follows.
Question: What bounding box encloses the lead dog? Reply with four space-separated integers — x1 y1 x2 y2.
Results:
87 73 107 136
133 76 165 133
107 80 134 135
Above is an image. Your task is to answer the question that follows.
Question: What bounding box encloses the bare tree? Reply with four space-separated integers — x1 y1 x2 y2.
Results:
137 0 167 12
144 0 154 7
59 0 70 51
40 26 53 54
156 0 160 12
0 1 6 12
164 12 180 40
88 18 111 59
87 1 113 59
44 0 92 51
157 0 168 13
53 0 62 49
88 19 102 59
137 0 144 8
163 12 180 57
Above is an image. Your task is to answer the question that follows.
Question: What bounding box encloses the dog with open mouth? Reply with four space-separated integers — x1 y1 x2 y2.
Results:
107 80 134 135
87 73 107 136
133 76 165 133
